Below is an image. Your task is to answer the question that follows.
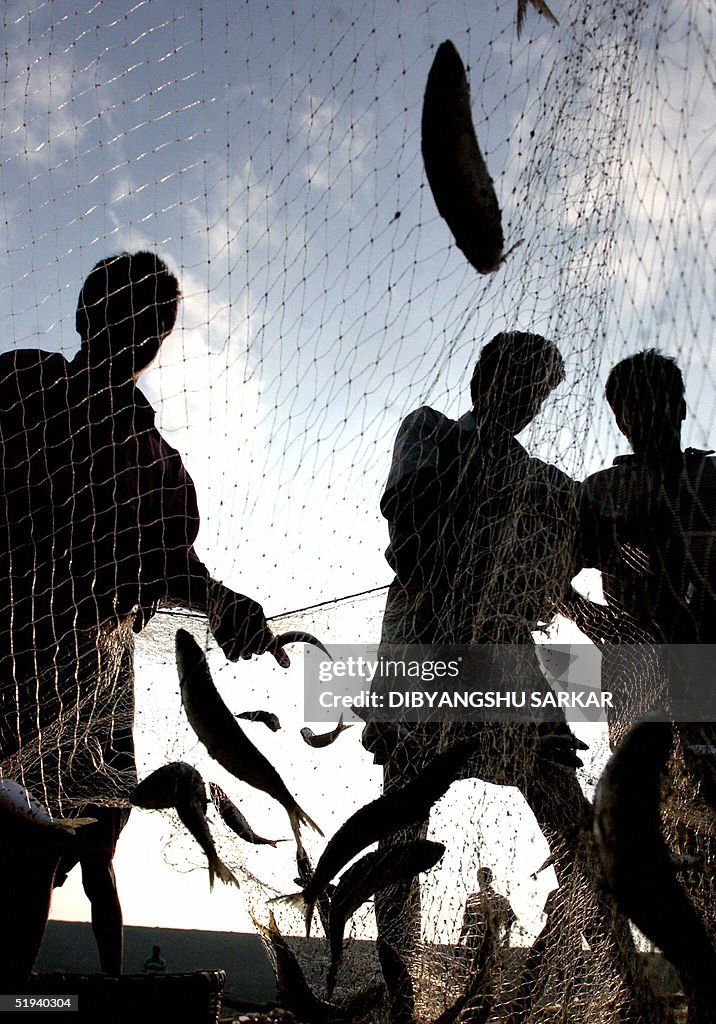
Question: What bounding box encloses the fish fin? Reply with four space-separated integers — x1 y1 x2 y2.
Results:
55 816 97 834
267 891 316 937
290 804 323 845
215 857 240 889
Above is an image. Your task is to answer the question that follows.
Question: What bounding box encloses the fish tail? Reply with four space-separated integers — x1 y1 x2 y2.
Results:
56 816 98 834
214 856 240 889
289 804 323 844
267 891 316 937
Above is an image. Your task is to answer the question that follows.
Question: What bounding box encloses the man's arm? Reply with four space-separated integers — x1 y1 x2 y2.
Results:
143 552 275 661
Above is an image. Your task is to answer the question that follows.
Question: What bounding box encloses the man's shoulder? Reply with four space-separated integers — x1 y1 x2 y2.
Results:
582 459 641 505
396 405 455 437
0 348 67 389
0 350 69 429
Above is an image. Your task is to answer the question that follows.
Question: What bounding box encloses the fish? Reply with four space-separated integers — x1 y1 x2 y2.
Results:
131 761 239 891
175 628 322 846
301 714 353 749
421 41 504 274
235 710 281 732
327 840 445 995
209 782 288 847
431 927 494 1024
278 735 485 934
593 720 716 1002
0 779 96 835
269 630 333 667
253 910 346 1023
517 0 559 38
296 843 332 938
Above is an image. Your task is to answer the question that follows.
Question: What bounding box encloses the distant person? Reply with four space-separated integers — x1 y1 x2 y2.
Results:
0 252 278 985
458 867 516 953
143 945 167 974
364 333 592 1021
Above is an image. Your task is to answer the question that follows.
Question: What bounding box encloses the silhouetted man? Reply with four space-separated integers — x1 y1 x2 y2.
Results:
564 349 716 958
364 333 597 1022
566 350 716 730
0 252 277 983
581 350 716 646
459 866 516 953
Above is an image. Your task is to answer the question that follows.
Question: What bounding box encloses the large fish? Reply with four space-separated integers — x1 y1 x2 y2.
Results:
253 910 346 1023
594 721 716 1009
209 782 287 847
421 41 503 274
281 736 485 934
301 714 353 749
132 761 238 891
327 840 445 995
176 628 322 845
0 779 96 836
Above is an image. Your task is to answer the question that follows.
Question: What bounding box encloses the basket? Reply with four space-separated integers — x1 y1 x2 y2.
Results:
27 970 225 1023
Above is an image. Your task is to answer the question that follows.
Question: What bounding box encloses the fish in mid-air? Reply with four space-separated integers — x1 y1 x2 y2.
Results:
0 779 96 835
300 714 353 749
517 0 559 37
279 735 486 934
421 40 504 274
235 710 281 732
132 761 239 891
176 629 322 846
327 839 445 995
209 782 287 847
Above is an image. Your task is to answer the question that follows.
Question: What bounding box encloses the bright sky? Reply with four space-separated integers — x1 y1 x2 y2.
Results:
0 0 713 951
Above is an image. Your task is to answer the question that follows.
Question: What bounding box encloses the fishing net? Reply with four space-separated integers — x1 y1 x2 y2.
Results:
0 0 713 1020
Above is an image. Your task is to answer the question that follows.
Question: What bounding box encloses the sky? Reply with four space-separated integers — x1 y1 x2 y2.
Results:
0 0 713 957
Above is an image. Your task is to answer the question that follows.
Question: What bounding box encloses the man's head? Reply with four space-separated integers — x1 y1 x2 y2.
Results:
470 332 564 435
605 350 685 455
477 866 493 888
76 252 181 379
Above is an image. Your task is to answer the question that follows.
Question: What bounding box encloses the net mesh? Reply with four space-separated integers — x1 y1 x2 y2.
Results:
0 0 714 1020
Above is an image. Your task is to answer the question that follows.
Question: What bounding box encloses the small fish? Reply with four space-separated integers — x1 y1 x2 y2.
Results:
176 629 322 846
301 714 353 749
269 630 333 668
209 782 287 847
296 844 332 938
327 840 445 995
0 779 96 835
254 910 346 1023
421 41 504 274
236 710 281 732
517 0 559 38
278 735 484 934
132 761 239 891
594 721 716 997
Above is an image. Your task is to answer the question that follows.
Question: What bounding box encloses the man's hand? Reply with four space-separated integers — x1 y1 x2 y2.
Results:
207 580 275 662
